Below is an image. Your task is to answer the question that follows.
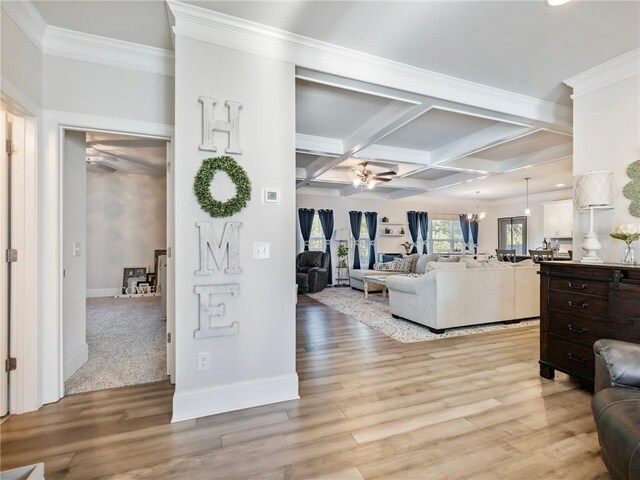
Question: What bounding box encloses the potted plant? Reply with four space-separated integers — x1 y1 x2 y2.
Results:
337 244 349 268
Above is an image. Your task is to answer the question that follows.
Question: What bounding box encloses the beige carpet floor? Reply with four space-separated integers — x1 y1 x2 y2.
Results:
65 297 167 395
307 287 539 343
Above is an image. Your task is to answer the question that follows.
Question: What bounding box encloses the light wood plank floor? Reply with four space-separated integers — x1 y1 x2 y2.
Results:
0 295 608 479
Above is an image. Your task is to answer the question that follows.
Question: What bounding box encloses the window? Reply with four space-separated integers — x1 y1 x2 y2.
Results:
354 216 369 267
308 213 325 252
429 219 466 253
498 216 528 255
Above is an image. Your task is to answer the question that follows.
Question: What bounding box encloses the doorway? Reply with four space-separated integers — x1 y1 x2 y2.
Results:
62 129 172 395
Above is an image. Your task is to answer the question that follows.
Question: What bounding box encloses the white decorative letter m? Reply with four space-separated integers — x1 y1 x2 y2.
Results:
196 222 242 275
199 96 242 154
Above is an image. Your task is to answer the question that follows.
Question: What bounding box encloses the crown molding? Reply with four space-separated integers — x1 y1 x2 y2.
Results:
42 26 175 77
0 76 41 116
167 0 572 128
564 48 640 99
1 0 47 51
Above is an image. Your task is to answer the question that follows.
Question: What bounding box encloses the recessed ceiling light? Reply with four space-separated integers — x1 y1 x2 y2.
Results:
547 0 571 5
555 183 565 187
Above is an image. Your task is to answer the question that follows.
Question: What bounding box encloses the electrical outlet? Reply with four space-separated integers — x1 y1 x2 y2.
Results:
197 351 210 371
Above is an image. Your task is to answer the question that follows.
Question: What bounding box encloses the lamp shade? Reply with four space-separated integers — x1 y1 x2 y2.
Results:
573 171 615 211
334 228 349 241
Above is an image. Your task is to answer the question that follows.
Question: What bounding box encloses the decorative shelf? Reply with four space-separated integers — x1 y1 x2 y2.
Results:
380 233 405 237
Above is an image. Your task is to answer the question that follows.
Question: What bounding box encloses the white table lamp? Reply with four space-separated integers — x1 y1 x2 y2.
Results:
573 171 615 263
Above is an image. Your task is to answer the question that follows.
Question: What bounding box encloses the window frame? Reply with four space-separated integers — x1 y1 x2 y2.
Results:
428 218 467 253
308 212 326 252
497 216 528 255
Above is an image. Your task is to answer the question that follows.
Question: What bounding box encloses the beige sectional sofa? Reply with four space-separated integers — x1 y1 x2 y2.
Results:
385 260 540 334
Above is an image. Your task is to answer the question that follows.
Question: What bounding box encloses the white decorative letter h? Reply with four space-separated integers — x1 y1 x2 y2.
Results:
199 96 242 154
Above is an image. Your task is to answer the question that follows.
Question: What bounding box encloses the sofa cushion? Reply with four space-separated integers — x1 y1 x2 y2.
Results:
461 257 483 269
403 253 421 273
438 255 461 263
514 259 536 267
426 261 468 271
416 255 429 274
373 261 396 271
392 257 412 272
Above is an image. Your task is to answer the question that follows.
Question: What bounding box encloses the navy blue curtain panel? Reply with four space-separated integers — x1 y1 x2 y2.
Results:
349 211 363 269
419 212 429 254
459 214 471 251
407 211 419 254
318 209 334 284
298 208 315 251
364 211 378 269
470 220 479 255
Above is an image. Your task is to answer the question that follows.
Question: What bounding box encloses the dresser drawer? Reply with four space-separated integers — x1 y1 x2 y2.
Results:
549 290 608 319
548 335 595 379
549 312 607 345
549 276 608 297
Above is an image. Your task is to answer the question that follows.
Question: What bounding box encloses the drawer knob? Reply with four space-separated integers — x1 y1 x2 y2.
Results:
567 353 587 364
568 281 587 290
568 300 587 309
567 324 588 334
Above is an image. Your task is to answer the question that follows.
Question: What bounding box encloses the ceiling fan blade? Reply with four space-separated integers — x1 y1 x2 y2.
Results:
372 176 392 182
375 170 397 176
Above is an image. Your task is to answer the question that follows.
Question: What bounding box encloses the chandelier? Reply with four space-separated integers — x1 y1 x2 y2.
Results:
466 191 486 222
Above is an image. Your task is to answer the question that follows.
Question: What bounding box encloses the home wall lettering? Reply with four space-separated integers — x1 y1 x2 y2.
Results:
198 96 242 154
195 221 242 275
194 283 240 339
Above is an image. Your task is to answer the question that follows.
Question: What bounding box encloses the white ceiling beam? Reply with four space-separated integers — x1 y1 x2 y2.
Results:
436 157 502 174
339 184 361 197
385 188 429 200
296 134 343 157
429 172 484 191
295 167 306 179
305 101 434 180
89 148 165 175
429 124 536 166
497 142 573 173
354 144 429 166
168 2 572 127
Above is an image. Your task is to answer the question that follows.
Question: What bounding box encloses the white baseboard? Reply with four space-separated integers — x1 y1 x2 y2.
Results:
86 288 120 298
171 373 299 423
63 342 88 381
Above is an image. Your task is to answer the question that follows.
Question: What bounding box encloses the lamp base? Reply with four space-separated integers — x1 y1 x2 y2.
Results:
581 232 603 263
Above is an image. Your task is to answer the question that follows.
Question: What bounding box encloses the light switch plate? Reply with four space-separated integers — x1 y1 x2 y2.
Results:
73 242 81 257
253 242 270 259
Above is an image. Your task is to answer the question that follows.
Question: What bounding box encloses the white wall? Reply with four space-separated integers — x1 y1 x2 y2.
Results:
62 130 88 380
86 171 166 296
1 10 42 108
481 189 573 255
172 34 298 421
42 56 174 124
572 73 640 262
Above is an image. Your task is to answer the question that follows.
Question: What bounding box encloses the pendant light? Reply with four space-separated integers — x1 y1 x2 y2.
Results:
524 177 531 217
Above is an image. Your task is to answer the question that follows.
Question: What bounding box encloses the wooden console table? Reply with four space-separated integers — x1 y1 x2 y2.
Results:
539 262 640 384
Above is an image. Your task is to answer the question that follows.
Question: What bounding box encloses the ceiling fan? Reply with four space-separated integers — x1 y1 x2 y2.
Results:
352 161 397 189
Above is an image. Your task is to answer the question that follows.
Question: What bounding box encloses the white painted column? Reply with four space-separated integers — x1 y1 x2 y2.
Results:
172 32 298 421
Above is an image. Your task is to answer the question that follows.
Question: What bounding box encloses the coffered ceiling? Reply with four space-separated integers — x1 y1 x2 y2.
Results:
295 71 573 200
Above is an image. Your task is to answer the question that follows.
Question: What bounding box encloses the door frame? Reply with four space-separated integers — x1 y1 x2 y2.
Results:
40 110 174 407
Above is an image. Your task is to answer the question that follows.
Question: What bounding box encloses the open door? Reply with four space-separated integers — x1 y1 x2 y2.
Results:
166 141 175 383
0 111 8 416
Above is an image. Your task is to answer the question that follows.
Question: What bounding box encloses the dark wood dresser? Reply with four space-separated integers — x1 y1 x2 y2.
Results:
539 262 640 384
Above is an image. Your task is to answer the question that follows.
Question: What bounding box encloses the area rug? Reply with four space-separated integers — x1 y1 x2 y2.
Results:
65 297 167 395
307 288 538 343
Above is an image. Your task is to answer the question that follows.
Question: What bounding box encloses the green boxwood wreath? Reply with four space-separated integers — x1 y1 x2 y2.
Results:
194 156 252 218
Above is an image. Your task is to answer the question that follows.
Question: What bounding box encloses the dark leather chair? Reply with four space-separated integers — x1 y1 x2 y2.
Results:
592 339 640 480
296 251 330 293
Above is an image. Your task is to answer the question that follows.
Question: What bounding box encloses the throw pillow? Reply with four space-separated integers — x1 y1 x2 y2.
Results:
437 255 461 263
460 257 483 269
373 261 396 271
403 253 421 273
424 253 439 263
415 254 429 274
392 257 412 273
426 261 468 271
405 272 424 278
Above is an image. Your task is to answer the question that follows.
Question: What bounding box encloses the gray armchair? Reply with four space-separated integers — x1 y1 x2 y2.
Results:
592 339 640 480
296 251 330 293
